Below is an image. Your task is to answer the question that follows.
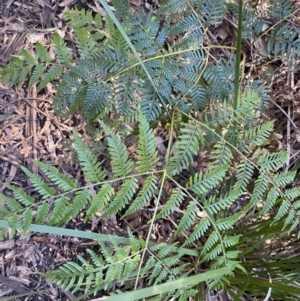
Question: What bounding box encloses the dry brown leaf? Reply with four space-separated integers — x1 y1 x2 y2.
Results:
21 138 31 158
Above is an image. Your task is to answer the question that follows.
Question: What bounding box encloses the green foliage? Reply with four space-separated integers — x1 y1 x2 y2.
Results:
1 104 300 296
2 0 297 121
1 0 300 299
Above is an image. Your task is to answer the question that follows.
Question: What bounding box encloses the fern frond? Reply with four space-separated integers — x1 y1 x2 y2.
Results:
73 130 106 182
9 214 19 239
85 184 114 221
273 171 296 186
0 194 22 212
205 188 240 215
35 201 50 224
52 32 72 63
243 120 274 147
187 164 228 195
175 201 198 238
4 184 35 206
22 208 33 235
234 160 254 192
156 188 186 219
48 196 70 226
63 189 92 224
249 174 269 208
37 65 63 92
167 122 204 176
74 27 99 57
17 66 33 89
102 178 139 217
28 65 47 89
184 217 211 246
211 140 233 166
21 167 56 200
124 175 157 217
274 199 290 221
35 41 51 62
100 122 133 177
21 49 36 65
202 0 225 25
33 160 78 192
258 151 287 172
136 113 159 173
267 23 300 59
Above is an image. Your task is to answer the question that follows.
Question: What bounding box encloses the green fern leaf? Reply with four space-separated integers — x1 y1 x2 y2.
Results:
53 32 72 63
75 27 99 57
17 65 33 89
21 49 36 65
202 0 225 25
205 188 239 215
167 122 204 176
124 175 157 217
0 194 22 212
100 122 133 177
184 217 211 246
4 183 35 206
73 130 106 183
103 177 139 217
284 187 300 200
121 255 140 285
261 187 279 215
156 188 186 219
211 140 233 166
249 174 269 208
48 196 70 226
37 65 63 92
35 201 50 224
273 171 296 186
98 241 114 263
136 113 159 173
86 248 105 267
175 201 198 237
22 208 32 235
148 262 163 285
188 164 228 195
33 160 78 192
258 151 287 172
85 184 114 221
244 121 274 147
63 189 92 224
21 166 56 200
35 41 51 62
234 160 254 192
274 199 289 221
28 65 47 89
9 214 19 239
200 230 219 256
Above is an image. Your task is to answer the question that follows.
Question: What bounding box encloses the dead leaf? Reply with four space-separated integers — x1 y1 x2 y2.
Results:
214 21 230 41
156 136 166 155
21 138 31 158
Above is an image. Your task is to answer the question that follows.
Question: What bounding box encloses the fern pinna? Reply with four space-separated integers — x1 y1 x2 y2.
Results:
1 95 300 296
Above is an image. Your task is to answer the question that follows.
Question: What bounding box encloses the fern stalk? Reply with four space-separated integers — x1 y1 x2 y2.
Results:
233 0 243 111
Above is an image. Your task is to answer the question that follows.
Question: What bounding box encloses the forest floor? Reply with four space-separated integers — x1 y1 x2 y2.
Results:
0 0 300 300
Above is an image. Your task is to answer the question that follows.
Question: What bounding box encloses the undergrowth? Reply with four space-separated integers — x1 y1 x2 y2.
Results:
0 0 300 300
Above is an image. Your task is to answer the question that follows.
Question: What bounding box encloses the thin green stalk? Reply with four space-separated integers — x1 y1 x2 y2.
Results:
0 220 199 256
233 0 243 110
231 0 243 150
